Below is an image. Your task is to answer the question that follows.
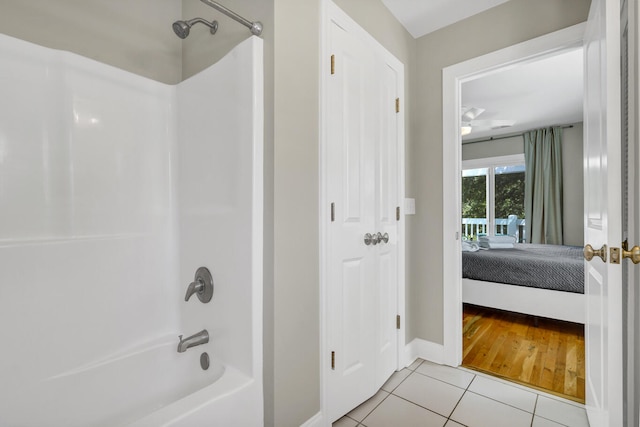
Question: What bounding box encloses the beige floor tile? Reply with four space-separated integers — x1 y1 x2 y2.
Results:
393 372 465 418
332 415 359 427
381 368 412 392
451 390 533 427
407 358 424 371
531 416 566 427
534 396 589 427
467 375 537 413
361 394 447 427
346 389 389 422
416 361 475 389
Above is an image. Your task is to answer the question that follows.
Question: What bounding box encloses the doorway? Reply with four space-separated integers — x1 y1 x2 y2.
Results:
444 2 628 422
456 48 586 401
442 23 587 367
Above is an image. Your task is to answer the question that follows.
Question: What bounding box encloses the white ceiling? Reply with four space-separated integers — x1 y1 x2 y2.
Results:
381 0 511 38
461 48 584 141
380 0 584 142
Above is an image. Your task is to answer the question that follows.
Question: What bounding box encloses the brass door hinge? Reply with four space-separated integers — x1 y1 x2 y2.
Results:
396 206 400 221
396 315 401 330
331 55 335 75
331 351 335 370
331 202 335 222
395 98 400 113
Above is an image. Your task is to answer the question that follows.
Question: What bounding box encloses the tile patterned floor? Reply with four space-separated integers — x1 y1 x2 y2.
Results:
332 359 590 427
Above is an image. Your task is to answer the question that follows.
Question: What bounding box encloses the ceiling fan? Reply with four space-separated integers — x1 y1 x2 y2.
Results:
461 105 516 136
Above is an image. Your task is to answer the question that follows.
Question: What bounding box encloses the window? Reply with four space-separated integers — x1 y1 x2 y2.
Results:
462 154 525 241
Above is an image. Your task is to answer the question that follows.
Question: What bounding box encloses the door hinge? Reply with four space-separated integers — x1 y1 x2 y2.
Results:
331 351 335 369
396 206 400 221
395 98 400 113
396 315 401 330
331 202 335 222
331 54 335 75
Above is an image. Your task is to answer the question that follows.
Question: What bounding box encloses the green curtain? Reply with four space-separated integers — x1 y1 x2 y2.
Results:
524 127 563 244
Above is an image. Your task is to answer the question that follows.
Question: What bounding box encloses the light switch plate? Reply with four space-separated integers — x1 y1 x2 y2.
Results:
404 198 415 215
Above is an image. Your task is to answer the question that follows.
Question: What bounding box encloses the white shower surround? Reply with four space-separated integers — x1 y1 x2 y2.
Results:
0 34 263 426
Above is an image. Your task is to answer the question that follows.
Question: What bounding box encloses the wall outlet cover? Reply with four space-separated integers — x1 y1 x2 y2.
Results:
404 198 415 215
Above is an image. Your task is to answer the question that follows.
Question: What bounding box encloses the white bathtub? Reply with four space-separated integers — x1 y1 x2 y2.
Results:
0 31 263 427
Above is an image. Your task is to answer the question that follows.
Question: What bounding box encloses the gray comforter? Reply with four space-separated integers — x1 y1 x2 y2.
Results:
462 243 584 293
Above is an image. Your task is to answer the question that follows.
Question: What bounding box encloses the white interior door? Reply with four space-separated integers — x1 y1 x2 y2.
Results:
325 13 402 422
373 59 400 391
583 0 623 425
327 20 377 421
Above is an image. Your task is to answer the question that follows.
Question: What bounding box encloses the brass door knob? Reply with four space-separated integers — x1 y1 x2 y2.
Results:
584 243 607 263
622 245 640 264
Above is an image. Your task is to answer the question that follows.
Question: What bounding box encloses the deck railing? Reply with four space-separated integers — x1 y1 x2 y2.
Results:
461 217 526 242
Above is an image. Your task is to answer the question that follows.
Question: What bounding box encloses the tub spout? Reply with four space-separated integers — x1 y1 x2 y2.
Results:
177 329 209 353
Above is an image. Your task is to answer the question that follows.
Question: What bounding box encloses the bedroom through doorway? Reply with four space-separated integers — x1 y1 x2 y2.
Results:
458 47 586 403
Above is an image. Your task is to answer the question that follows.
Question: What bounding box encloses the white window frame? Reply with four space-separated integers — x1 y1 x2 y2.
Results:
462 153 525 237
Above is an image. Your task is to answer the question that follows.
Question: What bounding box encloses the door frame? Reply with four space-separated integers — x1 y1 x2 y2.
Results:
319 0 406 423
441 23 586 366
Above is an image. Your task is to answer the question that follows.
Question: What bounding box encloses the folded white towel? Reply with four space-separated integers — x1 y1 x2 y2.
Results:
478 235 516 244
461 241 480 252
478 241 514 249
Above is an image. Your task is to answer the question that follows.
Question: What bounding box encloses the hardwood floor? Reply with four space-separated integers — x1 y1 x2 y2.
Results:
462 304 585 403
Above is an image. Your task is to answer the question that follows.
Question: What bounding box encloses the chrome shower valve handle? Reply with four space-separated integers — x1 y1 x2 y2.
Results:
184 267 214 303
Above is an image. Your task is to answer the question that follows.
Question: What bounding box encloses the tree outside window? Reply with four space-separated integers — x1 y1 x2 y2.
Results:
461 156 525 241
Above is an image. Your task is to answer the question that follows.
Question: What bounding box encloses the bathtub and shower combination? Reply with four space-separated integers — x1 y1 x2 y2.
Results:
0 3 264 426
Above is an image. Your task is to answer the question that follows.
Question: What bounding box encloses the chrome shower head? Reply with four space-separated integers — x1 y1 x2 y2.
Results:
172 18 218 39
172 21 190 39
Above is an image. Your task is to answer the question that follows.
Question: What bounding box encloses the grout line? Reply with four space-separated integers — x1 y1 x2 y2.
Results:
464 389 535 414
446 374 475 421
383 368 413 393
407 358 425 371
446 389 467 420
458 365 586 408
391 393 452 421
357 390 390 424
530 395 538 427
411 368 474 391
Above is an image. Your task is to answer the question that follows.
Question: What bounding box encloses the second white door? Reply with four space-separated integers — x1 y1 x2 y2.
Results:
325 7 404 423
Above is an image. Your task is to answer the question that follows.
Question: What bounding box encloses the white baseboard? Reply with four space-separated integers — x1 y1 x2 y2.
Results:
405 338 445 366
300 411 323 427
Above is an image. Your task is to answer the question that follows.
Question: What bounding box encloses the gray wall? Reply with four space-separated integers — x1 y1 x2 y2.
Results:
272 0 320 425
272 1 415 425
0 0 183 84
462 123 585 247
561 124 585 247
409 0 591 344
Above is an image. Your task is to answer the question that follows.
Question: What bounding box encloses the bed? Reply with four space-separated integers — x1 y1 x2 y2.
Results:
462 243 585 324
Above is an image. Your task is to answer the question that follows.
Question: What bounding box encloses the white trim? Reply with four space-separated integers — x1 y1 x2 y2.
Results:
442 23 586 367
462 153 525 169
405 338 445 366
463 279 585 324
299 411 324 427
318 0 329 424
319 0 406 422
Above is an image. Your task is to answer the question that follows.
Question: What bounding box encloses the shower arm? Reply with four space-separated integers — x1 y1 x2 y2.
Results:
200 0 262 36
